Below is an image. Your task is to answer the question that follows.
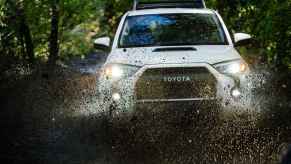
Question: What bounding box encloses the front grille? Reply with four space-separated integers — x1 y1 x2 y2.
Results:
135 67 217 100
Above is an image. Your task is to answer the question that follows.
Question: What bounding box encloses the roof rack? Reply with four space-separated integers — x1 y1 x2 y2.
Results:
133 0 206 10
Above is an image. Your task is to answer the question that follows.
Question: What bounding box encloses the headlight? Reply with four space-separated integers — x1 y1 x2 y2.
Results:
103 64 140 81
214 60 248 75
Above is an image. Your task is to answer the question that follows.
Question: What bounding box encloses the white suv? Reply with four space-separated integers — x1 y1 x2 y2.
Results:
95 0 252 117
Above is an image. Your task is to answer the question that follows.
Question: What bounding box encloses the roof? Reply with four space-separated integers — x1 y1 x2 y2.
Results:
127 8 215 16
133 0 206 10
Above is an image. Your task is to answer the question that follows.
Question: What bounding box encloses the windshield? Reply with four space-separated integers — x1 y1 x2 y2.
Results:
119 13 227 48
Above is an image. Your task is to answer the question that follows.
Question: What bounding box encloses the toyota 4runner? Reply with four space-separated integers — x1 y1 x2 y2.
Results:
95 0 253 118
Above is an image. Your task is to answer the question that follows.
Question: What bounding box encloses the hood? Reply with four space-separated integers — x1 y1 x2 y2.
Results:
106 45 241 66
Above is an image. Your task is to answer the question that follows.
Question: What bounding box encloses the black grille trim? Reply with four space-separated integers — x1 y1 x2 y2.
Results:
135 67 217 100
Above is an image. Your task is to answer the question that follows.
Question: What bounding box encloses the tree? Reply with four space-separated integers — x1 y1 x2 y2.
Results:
17 1 35 64
48 0 60 65
1 0 35 64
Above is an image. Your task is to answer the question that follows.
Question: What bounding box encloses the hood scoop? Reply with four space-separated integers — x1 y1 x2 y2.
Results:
153 47 197 52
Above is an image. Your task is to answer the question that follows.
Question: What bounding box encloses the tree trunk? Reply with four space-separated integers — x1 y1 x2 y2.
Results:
48 0 60 65
19 16 35 64
13 1 35 64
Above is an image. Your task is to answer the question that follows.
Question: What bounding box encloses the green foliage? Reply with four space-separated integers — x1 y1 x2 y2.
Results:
1 0 106 63
212 0 291 68
60 21 100 60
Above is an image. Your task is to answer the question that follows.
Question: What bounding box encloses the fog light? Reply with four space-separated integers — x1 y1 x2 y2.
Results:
112 93 121 101
231 88 241 98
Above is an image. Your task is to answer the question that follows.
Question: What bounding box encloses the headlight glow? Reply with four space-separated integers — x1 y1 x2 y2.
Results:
103 64 140 81
231 88 241 98
112 93 121 101
214 60 248 75
110 65 124 79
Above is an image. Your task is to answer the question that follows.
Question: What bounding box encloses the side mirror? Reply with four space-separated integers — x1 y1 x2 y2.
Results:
234 33 252 47
94 37 111 50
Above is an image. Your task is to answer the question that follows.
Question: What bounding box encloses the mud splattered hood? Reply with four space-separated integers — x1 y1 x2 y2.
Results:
106 45 242 66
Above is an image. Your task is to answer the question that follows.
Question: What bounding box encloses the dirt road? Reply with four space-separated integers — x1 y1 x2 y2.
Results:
1 55 290 164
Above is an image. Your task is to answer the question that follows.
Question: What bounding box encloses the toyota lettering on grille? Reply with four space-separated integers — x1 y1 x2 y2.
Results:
163 76 191 82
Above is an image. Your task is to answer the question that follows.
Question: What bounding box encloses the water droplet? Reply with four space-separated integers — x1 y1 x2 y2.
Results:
282 84 287 88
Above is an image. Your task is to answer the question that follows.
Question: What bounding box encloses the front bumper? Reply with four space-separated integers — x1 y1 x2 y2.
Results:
98 63 251 116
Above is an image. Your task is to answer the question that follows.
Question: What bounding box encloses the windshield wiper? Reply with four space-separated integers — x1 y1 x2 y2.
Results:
153 47 197 52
